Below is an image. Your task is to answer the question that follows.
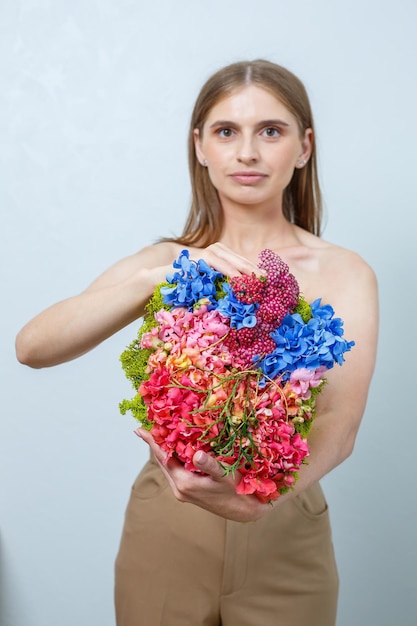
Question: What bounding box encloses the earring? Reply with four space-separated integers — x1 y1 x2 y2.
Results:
202 159 208 166
296 159 306 167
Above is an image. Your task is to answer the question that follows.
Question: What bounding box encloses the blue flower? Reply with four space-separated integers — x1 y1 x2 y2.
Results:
160 250 223 309
256 298 354 381
217 283 259 329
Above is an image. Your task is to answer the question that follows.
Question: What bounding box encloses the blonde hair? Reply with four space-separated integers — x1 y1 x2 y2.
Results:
167 59 322 246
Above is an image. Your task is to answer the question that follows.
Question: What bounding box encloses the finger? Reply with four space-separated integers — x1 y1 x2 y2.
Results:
192 450 226 480
188 243 263 278
135 428 186 493
137 428 230 486
135 428 167 464
208 243 264 277
135 426 152 444
188 247 241 278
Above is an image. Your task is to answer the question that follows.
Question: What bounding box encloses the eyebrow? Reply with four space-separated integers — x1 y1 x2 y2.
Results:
209 118 291 129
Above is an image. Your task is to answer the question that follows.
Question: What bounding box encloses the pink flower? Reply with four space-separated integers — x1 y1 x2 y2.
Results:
236 475 278 498
289 367 326 399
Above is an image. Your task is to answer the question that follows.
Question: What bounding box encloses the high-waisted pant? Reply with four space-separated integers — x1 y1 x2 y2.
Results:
114 456 339 626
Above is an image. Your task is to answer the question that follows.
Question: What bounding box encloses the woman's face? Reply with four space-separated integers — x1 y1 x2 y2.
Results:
194 84 312 213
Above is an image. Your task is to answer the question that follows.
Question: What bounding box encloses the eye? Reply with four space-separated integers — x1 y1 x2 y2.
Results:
217 127 235 138
262 127 280 138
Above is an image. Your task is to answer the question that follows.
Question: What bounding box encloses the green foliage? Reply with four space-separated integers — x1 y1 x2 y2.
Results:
120 338 151 391
215 276 228 300
144 282 171 324
119 395 153 429
294 296 312 322
294 380 327 438
119 282 171 423
278 482 293 497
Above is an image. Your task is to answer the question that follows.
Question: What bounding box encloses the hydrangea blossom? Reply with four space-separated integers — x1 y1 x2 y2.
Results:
256 299 355 381
160 250 223 309
217 283 258 329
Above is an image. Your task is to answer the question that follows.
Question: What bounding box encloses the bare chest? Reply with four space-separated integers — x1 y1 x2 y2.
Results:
276 248 336 304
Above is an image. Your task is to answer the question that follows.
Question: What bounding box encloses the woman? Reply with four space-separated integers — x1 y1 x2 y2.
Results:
16 60 378 625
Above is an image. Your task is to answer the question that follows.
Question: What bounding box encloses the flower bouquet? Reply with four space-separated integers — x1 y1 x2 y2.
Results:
120 249 354 502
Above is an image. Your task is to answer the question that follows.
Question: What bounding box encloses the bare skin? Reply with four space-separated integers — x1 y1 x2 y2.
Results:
16 85 378 522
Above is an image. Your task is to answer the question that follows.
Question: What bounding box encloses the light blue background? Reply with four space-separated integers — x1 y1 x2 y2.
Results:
1 1 416 624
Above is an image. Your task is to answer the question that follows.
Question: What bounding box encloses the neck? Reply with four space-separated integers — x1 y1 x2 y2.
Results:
219 202 300 258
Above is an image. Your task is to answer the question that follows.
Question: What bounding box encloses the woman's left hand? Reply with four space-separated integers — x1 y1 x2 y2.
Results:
136 428 271 522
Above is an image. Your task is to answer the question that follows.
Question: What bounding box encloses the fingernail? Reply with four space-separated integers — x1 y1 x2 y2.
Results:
194 450 206 465
134 428 144 439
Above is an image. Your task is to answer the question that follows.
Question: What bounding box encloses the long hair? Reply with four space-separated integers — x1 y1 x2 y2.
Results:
165 60 322 246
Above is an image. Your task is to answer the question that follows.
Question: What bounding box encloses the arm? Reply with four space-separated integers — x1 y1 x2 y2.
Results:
15 241 261 368
275 258 378 501
15 244 176 368
139 252 379 522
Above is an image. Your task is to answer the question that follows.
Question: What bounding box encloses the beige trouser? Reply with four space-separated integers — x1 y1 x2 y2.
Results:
115 456 339 626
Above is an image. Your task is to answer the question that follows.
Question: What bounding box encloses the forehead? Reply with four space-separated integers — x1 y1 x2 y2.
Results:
205 84 295 124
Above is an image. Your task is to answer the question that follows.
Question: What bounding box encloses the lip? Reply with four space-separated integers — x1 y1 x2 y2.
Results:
229 171 268 185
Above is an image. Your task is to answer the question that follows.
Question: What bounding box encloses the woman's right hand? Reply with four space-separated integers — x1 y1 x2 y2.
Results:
187 242 264 278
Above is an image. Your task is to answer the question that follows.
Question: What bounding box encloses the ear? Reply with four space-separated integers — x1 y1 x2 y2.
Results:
194 128 207 166
296 128 313 168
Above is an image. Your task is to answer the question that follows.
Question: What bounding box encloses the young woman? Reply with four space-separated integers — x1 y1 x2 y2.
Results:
16 60 378 626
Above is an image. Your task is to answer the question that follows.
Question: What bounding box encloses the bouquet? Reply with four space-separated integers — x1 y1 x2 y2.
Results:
120 249 354 502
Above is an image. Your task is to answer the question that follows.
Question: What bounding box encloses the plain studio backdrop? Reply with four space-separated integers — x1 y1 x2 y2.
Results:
1 1 416 625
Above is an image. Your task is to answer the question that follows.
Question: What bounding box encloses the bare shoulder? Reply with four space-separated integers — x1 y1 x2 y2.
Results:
319 239 375 283
131 240 183 268
293 229 378 403
321 240 376 295
84 241 183 292
286 227 377 305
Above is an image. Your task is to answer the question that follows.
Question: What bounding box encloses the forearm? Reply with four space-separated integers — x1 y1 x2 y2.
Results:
15 268 154 368
273 411 357 510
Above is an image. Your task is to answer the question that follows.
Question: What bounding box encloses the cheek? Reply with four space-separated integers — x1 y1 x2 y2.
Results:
271 142 299 164
270 151 298 181
268 150 298 188
204 143 233 162
204 148 235 183
206 168 224 192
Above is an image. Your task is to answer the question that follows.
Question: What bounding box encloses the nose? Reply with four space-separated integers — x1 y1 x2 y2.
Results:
236 133 259 164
